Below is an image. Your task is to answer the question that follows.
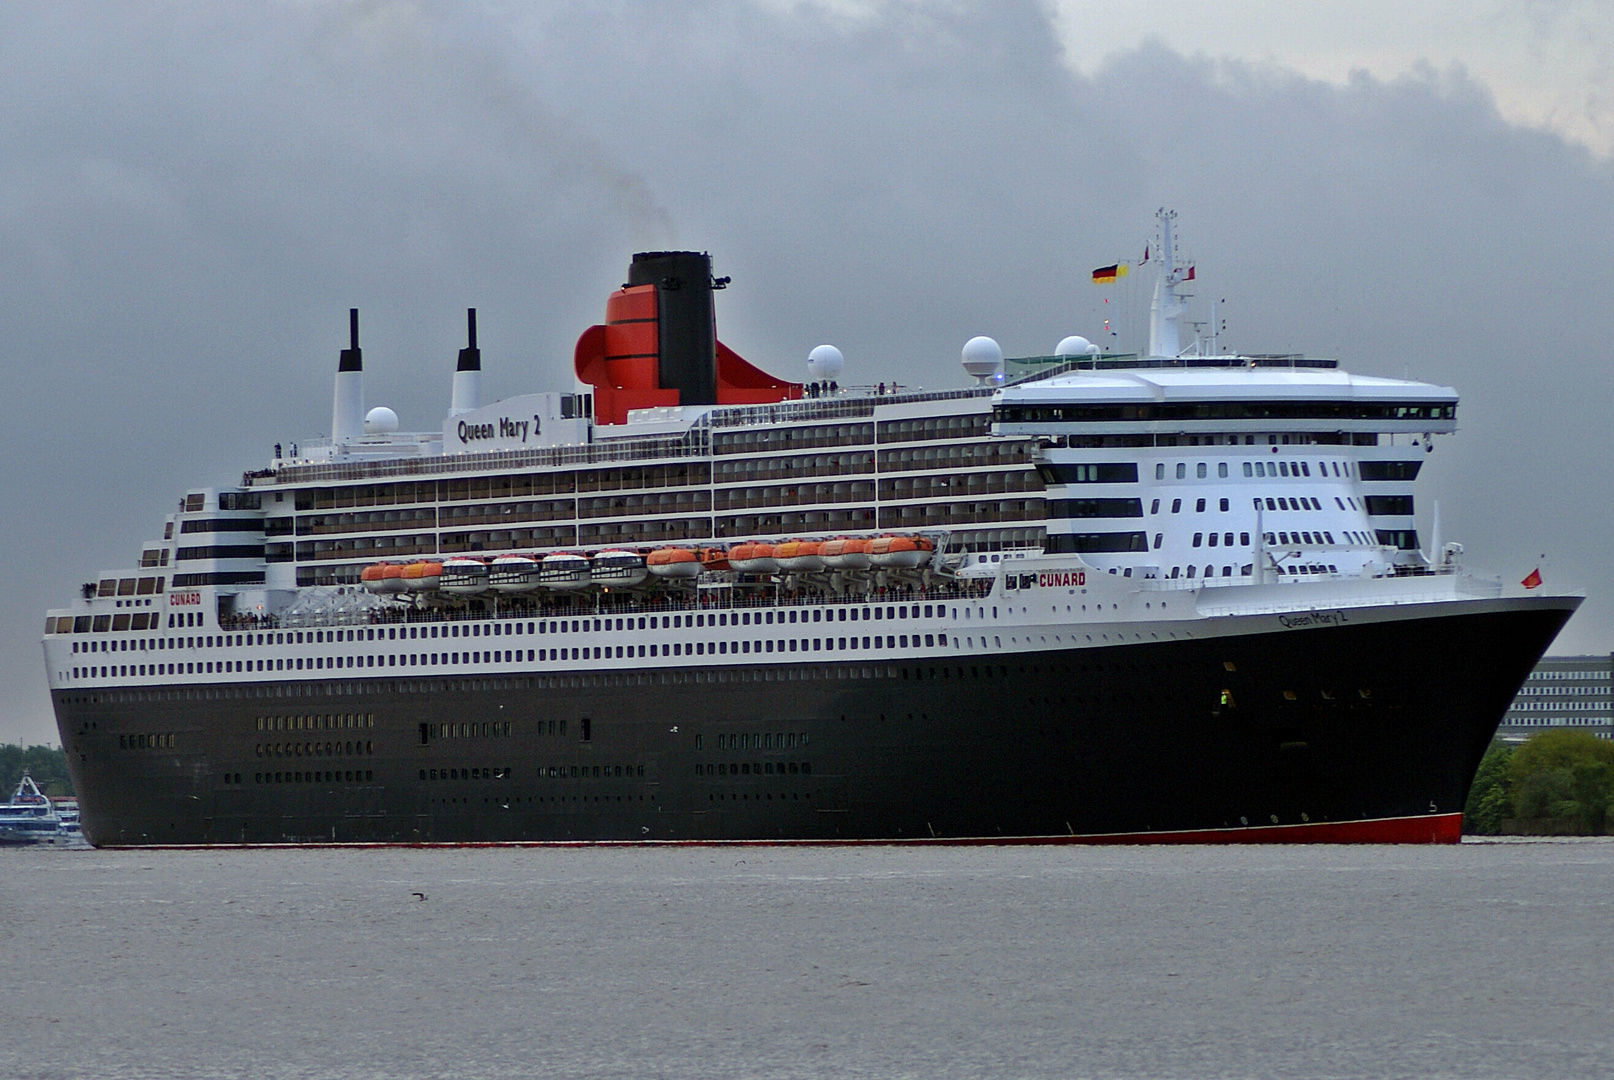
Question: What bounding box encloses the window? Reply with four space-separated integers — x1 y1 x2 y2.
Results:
1242 462 1253 477
1219 498 1229 512
1192 533 1203 547
1046 498 1143 518
1150 499 1160 514
1171 499 1182 513
1044 463 1139 483
1196 462 1207 478
1195 498 1206 512
1155 463 1166 479
1207 533 1218 547
1046 532 1149 554
1218 462 1228 478
1359 460 1421 481
1365 495 1414 516
1153 533 1162 549
1176 463 1186 479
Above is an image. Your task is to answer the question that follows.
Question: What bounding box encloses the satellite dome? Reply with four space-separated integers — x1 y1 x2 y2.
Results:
364 406 399 434
1055 335 1099 357
807 344 845 381
961 336 1004 384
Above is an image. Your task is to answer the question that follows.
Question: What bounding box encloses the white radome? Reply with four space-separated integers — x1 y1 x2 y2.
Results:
1055 335 1099 357
807 344 845 381
364 406 399 434
961 335 1004 382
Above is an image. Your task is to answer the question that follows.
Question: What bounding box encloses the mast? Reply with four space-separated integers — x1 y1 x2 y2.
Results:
1147 208 1187 358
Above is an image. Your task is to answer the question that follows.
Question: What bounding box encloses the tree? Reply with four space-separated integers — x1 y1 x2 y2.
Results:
1505 729 1614 834
1463 740 1514 835
0 744 75 798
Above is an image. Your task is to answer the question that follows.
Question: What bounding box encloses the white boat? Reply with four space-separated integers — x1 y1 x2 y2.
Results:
0 775 73 846
590 550 648 587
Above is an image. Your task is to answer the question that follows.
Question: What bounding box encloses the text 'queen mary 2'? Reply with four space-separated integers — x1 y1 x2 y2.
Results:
44 213 1577 846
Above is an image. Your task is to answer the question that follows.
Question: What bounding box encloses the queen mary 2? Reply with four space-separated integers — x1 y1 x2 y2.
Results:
43 213 1577 846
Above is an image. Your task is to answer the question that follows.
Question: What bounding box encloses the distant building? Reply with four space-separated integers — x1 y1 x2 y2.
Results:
1496 654 1614 742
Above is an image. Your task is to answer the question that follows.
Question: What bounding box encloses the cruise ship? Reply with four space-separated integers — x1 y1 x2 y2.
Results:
44 213 1578 846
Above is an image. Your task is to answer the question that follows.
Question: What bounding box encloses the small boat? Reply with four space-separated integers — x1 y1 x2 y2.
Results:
439 558 491 596
820 537 872 569
400 561 442 592
592 549 648 587
0 775 69 847
359 563 391 593
699 547 732 573
381 563 409 593
646 547 702 579
775 540 826 572
727 542 778 574
538 552 591 590
489 555 542 593
868 535 934 569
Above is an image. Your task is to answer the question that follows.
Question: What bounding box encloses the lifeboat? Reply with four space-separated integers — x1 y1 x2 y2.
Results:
489 554 542 593
775 540 826 573
647 547 702 579
592 549 648 587
868 535 934 569
699 547 732 573
400 561 442 592
360 563 391 594
439 558 491 596
380 563 410 593
820 537 872 570
538 552 591 590
727 542 779 574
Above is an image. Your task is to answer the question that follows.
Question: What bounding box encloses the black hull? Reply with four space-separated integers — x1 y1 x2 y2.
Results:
55 601 1572 845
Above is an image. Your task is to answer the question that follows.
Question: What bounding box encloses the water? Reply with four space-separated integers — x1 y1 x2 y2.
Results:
2 840 1611 1079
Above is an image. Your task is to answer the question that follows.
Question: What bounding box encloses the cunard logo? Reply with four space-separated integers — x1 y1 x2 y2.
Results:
1036 570 1086 588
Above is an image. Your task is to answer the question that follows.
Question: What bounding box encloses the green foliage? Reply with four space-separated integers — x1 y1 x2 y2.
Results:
1462 740 1514 835
0 744 75 798
1501 729 1614 834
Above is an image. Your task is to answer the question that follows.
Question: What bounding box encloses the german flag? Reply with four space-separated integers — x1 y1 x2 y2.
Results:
1091 263 1128 285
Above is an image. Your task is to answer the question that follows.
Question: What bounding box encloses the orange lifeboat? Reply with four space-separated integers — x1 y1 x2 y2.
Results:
868 535 934 569
360 563 391 593
646 547 702 579
775 540 826 572
380 563 409 593
820 537 872 570
699 547 732 573
727 542 779 574
400 561 442 592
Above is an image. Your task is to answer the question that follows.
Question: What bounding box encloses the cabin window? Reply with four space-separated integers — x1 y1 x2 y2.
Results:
1176 463 1186 479
1197 463 1207 478
1218 462 1228 478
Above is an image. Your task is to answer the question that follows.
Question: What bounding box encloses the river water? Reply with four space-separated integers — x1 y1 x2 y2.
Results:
2 840 1610 1079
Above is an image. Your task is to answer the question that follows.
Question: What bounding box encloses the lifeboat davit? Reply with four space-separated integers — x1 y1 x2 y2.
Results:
775 540 826 573
538 552 591 590
646 547 701 579
439 558 491 596
489 554 542 593
400 561 442 592
868 535 934 569
727 542 779 574
592 549 648 587
360 563 391 594
820 537 872 570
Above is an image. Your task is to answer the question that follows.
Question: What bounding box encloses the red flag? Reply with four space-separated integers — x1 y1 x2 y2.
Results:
1521 568 1543 589
1183 265 1196 281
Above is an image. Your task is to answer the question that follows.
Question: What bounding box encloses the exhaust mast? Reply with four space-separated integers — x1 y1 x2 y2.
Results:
331 308 364 444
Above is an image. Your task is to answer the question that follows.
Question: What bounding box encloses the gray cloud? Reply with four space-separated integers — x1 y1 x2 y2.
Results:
2 0 1609 743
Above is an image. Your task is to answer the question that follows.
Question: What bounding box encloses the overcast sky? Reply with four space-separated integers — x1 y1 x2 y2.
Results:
3 0 1612 745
